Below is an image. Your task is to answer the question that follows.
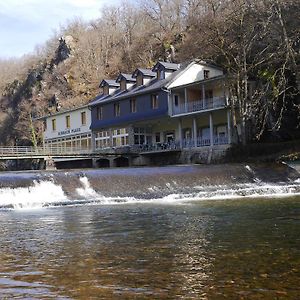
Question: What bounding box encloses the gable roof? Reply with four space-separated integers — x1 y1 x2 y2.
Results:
116 73 136 83
195 59 224 71
132 68 156 78
90 59 224 107
99 79 120 88
152 61 180 72
90 66 186 107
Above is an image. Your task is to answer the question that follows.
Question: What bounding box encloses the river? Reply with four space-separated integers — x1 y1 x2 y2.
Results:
0 163 299 299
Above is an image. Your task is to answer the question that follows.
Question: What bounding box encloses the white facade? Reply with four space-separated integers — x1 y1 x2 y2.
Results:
44 106 92 150
167 62 224 89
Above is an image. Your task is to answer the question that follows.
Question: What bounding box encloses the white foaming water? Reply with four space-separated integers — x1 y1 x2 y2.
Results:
0 180 68 210
76 176 99 198
1 176 300 210
75 176 139 205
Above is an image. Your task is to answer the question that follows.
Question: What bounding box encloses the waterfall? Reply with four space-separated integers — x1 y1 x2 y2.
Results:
0 164 299 210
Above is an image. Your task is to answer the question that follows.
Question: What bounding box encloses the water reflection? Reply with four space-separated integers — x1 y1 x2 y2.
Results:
0 197 300 299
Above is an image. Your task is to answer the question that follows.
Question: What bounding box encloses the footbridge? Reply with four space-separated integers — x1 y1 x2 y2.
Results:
0 146 94 160
0 146 136 169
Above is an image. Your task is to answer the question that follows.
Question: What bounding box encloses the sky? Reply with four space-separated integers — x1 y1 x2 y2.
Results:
0 0 117 59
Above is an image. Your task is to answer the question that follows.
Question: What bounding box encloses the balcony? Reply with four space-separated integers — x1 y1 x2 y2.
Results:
181 136 229 148
132 136 229 154
131 141 181 154
172 97 226 116
93 135 230 155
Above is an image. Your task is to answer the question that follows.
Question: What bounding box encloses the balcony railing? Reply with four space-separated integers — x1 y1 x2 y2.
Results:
131 141 180 153
172 97 226 116
182 136 229 148
124 136 229 154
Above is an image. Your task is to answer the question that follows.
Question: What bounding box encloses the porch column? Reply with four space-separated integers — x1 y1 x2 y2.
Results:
160 131 164 143
178 118 183 148
91 131 96 152
193 117 197 147
168 92 173 116
227 109 232 144
184 88 188 113
202 84 206 108
109 128 113 147
223 79 227 104
209 113 214 147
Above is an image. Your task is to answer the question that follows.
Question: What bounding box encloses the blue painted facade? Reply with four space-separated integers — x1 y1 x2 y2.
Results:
90 90 169 130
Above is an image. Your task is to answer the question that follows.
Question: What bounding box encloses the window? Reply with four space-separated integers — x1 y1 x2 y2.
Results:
114 103 121 117
204 69 210 79
205 89 213 99
120 80 126 91
158 69 164 79
66 115 70 128
136 74 143 86
130 98 137 113
81 111 86 125
155 132 160 143
133 127 152 145
112 128 128 147
165 132 175 143
51 119 56 131
44 120 47 130
95 130 110 149
174 95 179 106
97 107 103 120
151 94 159 109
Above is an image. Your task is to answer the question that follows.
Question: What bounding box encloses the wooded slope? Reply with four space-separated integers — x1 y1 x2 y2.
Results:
0 0 299 146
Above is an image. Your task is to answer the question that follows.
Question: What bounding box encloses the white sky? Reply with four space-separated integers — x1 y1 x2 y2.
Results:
0 0 118 59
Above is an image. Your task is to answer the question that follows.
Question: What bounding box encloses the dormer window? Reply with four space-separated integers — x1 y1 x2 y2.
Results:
204 70 210 79
120 80 126 91
103 86 109 95
99 80 120 95
152 61 179 80
116 73 136 91
136 74 143 86
132 68 156 87
159 70 165 79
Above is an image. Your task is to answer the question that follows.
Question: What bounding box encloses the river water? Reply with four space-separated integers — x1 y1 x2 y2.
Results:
0 164 300 299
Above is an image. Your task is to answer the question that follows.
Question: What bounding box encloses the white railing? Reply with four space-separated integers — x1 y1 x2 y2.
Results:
172 97 226 116
128 136 229 153
131 141 180 153
181 136 229 148
0 146 93 157
0 136 229 157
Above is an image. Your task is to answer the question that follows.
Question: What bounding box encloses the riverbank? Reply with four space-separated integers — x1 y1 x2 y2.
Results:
226 140 300 163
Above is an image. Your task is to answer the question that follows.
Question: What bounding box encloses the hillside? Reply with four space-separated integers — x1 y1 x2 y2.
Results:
0 0 299 146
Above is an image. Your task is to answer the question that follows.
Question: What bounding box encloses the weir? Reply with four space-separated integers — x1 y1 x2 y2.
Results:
0 163 299 210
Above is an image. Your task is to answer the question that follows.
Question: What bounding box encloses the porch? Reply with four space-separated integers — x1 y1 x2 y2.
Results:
170 77 228 117
92 109 233 155
172 97 226 116
134 135 229 154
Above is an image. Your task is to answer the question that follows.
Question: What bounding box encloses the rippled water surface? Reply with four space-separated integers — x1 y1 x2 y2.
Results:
1 196 300 299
